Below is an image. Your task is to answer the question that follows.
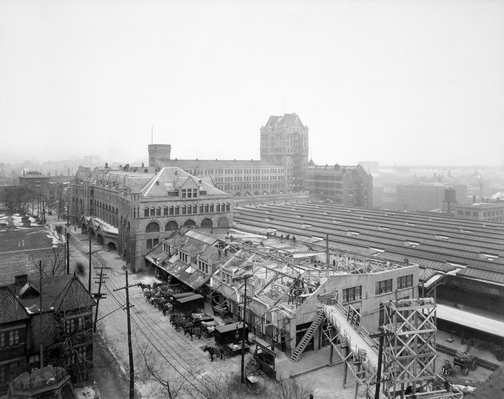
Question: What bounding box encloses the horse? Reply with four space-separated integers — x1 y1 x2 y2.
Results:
137 282 151 291
203 345 222 362
182 322 195 340
442 360 459 376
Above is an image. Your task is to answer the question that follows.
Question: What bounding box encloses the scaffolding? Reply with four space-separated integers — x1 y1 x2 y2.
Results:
381 298 438 396
317 296 463 399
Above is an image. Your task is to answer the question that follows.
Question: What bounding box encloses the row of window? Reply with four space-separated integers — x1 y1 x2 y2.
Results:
342 275 414 303
0 328 22 348
143 203 231 217
64 315 91 335
187 168 282 175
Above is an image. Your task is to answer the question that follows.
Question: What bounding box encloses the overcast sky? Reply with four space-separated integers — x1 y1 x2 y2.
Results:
1 0 503 168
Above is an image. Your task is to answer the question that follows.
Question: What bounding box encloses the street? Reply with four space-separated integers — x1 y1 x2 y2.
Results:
69 232 252 399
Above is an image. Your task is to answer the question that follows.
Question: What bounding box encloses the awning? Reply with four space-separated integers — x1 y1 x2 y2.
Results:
175 294 204 304
436 304 504 339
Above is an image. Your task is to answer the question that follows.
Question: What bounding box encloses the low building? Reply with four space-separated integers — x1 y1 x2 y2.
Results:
70 166 233 271
305 163 373 208
396 183 467 212
454 202 504 222
0 223 66 286
146 229 418 361
0 274 95 395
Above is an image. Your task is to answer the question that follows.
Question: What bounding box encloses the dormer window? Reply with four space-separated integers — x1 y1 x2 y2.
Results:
181 188 199 199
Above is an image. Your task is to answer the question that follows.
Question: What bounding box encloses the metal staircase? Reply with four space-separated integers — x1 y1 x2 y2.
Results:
290 309 325 362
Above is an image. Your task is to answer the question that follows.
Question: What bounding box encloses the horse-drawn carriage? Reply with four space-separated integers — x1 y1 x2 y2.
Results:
442 351 478 376
214 322 250 357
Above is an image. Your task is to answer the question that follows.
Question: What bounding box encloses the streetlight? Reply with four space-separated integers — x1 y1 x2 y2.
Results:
232 272 253 384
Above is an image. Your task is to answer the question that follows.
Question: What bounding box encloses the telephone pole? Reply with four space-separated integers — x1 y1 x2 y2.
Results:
88 233 92 292
232 272 253 384
93 263 109 333
114 271 137 399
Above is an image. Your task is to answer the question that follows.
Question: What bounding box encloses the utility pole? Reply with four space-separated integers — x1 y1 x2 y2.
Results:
369 328 394 399
326 233 330 266
114 272 137 399
93 264 108 333
88 233 92 292
66 205 70 275
232 272 253 384
39 260 44 368
126 270 135 399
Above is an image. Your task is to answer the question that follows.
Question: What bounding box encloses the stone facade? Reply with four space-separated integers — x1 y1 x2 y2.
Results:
70 166 233 271
305 163 373 208
260 113 309 192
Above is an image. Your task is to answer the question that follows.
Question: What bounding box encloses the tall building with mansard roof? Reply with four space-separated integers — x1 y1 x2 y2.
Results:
260 113 309 192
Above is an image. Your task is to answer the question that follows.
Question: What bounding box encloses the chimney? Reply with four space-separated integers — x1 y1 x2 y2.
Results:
15 274 28 287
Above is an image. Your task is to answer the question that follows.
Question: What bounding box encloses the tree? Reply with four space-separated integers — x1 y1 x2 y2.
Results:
29 237 70 277
44 303 94 384
1 186 35 214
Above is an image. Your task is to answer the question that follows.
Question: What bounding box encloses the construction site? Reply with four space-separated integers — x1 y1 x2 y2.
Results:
146 221 480 398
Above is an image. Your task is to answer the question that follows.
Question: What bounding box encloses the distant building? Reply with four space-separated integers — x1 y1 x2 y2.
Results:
69 165 233 271
358 161 379 175
148 144 172 167
396 183 467 212
305 163 373 208
260 114 309 192
454 202 504 223
156 158 286 196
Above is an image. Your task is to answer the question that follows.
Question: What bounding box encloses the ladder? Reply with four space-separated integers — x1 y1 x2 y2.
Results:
290 309 325 362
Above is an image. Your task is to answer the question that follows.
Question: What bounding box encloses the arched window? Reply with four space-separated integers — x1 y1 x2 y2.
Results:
216 204 221 212
156 207 161 216
164 206 168 216
205 204 209 213
210 204 214 213
175 206 179 215
182 206 187 215
170 206 174 215
144 208 149 217
193 205 197 214
166 221 178 231
226 203 230 212
146 222 159 233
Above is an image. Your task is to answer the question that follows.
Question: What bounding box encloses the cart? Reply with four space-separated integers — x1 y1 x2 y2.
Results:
453 351 477 376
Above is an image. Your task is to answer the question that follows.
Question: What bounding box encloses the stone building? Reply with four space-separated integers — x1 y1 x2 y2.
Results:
305 163 373 208
69 165 233 271
156 158 286 196
260 113 309 192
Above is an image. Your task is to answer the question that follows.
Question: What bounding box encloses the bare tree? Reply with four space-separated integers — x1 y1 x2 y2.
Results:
135 340 189 399
44 306 94 384
30 240 70 277
1 186 35 214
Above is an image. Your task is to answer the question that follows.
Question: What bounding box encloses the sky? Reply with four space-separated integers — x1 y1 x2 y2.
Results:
0 0 503 168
